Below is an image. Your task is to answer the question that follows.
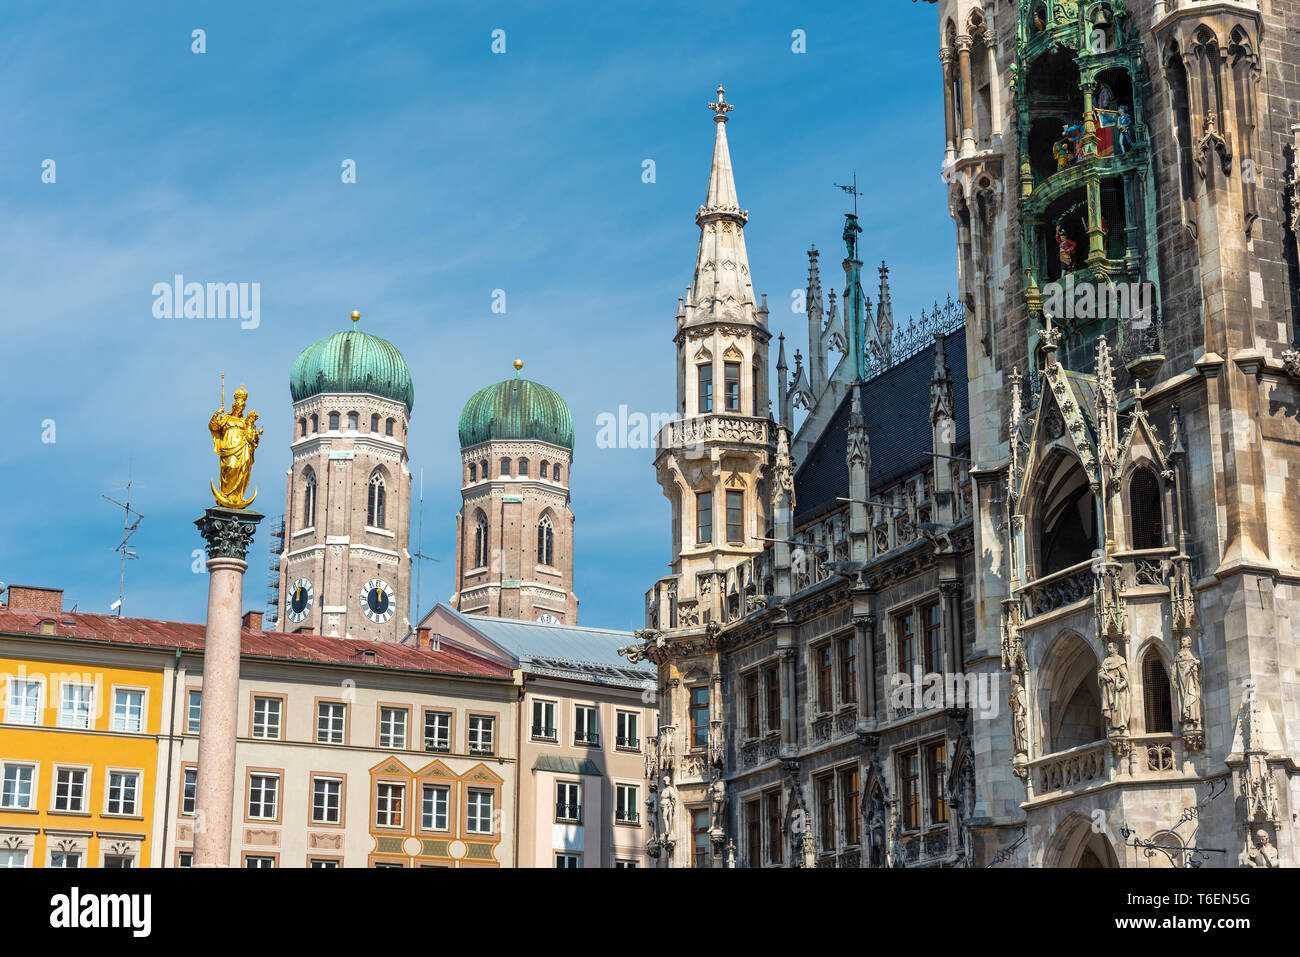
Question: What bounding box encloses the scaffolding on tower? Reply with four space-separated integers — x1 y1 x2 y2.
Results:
265 514 285 627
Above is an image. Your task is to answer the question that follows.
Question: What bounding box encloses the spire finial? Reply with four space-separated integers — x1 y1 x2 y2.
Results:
513 358 524 378
350 310 360 324
707 84 733 122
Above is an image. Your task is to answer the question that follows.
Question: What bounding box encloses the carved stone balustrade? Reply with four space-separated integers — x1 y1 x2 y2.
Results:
1020 558 1095 619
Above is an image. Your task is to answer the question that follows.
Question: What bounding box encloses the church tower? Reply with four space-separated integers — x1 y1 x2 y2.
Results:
452 361 578 623
277 311 414 642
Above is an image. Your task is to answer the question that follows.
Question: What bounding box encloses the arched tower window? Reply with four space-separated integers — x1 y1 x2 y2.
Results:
347 411 358 431
540 461 549 479
370 413 379 432
1143 652 1173 734
537 513 555 567
1129 468 1164 550
500 457 511 478
480 459 489 480
303 468 317 528
474 510 489 568
310 414 319 433
469 463 477 483
367 471 386 529
553 464 562 484
298 418 307 438
518 458 529 477
385 418 395 437
329 412 340 431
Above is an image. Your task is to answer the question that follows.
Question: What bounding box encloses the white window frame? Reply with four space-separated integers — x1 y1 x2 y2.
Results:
379 707 408 750
574 704 598 746
375 782 406 829
615 783 639 824
110 686 147 734
311 776 342 825
466 789 494 834
0 849 30 868
247 773 280 821
1 762 37 809
317 701 346 744
49 849 82 868
424 710 451 752
5 676 44 725
421 783 450 832
251 696 283 740
468 714 494 755
104 768 141 817
186 690 202 734
616 710 640 750
181 767 197 816
531 699 557 741
555 780 582 823
51 764 89 813
58 681 95 730
555 852 580 868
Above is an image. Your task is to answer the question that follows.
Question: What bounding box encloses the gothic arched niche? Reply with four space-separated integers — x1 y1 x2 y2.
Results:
1038 631 1104 755
1029 451 1097 578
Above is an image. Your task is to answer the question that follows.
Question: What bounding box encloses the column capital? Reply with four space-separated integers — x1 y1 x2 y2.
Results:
954 34 973 53
195 507 264 562
939 47 955 65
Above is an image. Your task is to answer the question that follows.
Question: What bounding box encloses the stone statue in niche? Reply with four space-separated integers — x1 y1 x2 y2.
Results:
1245 828 1278 868
1174 634 1202 730
1098 641 1131 735
1009 672 1029 756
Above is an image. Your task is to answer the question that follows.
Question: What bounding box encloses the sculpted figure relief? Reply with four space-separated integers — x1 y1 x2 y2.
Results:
1009 673 1028 756
1098 641 1131 735
1173 635 1202 728
1246 828 1278 868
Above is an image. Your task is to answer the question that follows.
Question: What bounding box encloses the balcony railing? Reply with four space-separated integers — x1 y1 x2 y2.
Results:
424 740 450 753
1028 740 1108 798
1020 558 1095 619
616 735 639 750
574 731 599 746
531 726 557 741
555 804 582 824
615 810 640 825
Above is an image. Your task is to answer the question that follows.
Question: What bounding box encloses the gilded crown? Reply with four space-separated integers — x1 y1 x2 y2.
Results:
233 385 249 400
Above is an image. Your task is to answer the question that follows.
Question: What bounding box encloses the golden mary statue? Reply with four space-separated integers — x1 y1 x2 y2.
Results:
209 380 263 508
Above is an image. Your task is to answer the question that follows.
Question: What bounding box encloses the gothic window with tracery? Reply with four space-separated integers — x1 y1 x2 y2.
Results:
367 471 386 528
537 513 554 567
474 510 489 568
303 468 317 528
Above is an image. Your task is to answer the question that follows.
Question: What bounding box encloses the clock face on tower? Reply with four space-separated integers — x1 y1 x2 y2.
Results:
359 578 396 624
287 578 314 623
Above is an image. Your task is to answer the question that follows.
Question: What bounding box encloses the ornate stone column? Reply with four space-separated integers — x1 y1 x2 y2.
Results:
956 35 975 155
940 48 957 163
192 506 262 867
855 614 877 724
778 646 797 752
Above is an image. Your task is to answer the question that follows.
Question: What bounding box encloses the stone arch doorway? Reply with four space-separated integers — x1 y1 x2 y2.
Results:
1047 814 1121 868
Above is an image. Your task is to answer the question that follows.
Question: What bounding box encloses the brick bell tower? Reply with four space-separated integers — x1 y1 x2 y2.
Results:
277 311 414 641
451 359 579 623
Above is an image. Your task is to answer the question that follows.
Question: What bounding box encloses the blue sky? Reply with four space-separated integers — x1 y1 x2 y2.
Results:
0 0 954 632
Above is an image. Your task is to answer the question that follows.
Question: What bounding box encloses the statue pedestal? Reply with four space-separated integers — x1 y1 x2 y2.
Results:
192 506 262 867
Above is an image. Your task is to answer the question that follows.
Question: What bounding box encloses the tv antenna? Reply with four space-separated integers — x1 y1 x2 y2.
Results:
103 476 145 617
409 467 440 635
834 170 863 217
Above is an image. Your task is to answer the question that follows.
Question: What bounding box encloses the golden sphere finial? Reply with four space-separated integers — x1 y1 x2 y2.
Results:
513 358 524 371
350 310 360 323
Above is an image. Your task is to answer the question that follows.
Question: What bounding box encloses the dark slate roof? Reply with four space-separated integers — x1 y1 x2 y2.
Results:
533 755 602 776
793 329 969 528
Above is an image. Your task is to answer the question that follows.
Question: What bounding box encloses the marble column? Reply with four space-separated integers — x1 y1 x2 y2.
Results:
192 506 262 868
956 35 975 155
940 48 957 163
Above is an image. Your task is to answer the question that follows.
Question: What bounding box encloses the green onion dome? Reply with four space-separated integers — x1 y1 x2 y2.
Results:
458 365 574 451
290 316 414 411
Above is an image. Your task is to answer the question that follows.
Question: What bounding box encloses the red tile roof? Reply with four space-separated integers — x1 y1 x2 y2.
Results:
0 609 514 680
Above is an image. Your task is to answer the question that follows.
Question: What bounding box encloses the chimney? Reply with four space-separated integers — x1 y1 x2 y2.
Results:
417 627 439 651
242 610 264 631
6 585 63 614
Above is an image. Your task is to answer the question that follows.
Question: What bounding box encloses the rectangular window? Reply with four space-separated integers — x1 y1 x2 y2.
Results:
765 665 781 732
698 363 713 413
900 750 920 830
531 700 557 741
574 705 598 746
106 770 140 816
815 644 833 713
839 636 857 704
817 776 836 852
556 781 582 823
615 784 639 824
724 361 740 411
0 850 28 868
614 859 637 869
104 855 133 868
53 767 87 813
1 764 35 809
744 674 760 737
182 767 197 816
251 696 282 740
896 612 916 683
696 491 713 545
421 784 449 831
312 777 342 825
308 858 338 868
691 808 710 868
247 773 279 821
59 682 94 729
466 789 494 834
51 851 80 868
178 852 193 868
555 853 580 868
689 686 709 749
923 603 943 674
765 792 782 865
379 707 408 749
317 702 346 744
927 741 949 825
111 689 144 733
244 856 275 869
468 714 495 754
745 799 761 866
841 766 860 845
6 679 41 725
376 782 405 828
726 490 743 543
186 690 202 734
615 710 639 750
424 710 451 752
